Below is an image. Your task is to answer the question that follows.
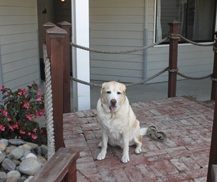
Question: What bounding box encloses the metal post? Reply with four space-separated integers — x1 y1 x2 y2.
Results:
58 21 72 113
211 32 217 100
47 26 67 151
168 21 180 98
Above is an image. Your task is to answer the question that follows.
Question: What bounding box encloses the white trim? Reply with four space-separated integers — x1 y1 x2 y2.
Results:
72 0 90 111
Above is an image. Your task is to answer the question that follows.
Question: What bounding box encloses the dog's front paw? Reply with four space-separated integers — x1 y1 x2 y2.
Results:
135 146 142 154
121 155 130 163
97 151 106 160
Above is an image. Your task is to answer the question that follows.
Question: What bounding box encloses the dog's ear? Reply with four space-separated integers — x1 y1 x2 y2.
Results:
122 83 127 95
100 82 107 103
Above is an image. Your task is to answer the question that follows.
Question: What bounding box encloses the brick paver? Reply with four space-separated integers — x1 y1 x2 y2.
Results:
63 97 214 182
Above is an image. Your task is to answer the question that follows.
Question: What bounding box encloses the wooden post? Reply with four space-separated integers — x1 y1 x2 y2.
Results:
47 26 67 151
211 32 217 100
58 21 72 113
43 22 56 57
207 84 217 181
168 21 180 98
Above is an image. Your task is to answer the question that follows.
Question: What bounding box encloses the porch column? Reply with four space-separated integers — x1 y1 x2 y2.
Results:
71 0 90 111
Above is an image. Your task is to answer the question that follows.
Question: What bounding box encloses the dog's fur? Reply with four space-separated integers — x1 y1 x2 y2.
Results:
96 81 148 163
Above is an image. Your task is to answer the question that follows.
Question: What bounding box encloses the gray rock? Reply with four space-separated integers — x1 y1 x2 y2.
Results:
25 153 37 159
5 147 16 155
37 156 47 165
23 176 33 182
25 142 38 150
18 158 41 176
0 139 8 152
6 177 17 182
0 152 6 163
7 170 21 180
8 139 25 146
0 172 6 181
2 159 16 171
40 145 48 157
11 159 20 166
10 148 24 160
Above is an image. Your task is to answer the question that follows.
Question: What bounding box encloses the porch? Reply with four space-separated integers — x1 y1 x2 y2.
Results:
64 96 213 181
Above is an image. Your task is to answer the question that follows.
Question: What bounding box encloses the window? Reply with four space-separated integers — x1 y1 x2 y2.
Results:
155 0 216 42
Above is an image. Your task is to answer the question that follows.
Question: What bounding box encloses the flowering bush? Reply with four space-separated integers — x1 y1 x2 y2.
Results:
0 82 46 144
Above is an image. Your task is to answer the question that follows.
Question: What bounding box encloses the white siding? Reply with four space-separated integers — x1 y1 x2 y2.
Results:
0 0 40 90
89 0 214 84
90 0 145 83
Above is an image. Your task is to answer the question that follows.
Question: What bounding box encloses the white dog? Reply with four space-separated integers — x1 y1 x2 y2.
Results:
96 81 148 163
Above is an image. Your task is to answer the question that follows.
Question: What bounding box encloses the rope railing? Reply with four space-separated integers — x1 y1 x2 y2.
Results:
43 44 55 159
70 37 168 54
70 33 213 87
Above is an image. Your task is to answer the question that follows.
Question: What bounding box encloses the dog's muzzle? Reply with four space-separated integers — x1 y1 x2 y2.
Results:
109 99 117 112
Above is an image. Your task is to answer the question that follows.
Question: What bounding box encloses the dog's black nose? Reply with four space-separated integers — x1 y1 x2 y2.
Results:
110 99 117 106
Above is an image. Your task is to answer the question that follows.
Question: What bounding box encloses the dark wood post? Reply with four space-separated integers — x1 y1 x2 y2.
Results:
168 21 180 98
43 22 56 57
47 26 67 151
58 21 72 113
211 32 217 100
207 96 217 181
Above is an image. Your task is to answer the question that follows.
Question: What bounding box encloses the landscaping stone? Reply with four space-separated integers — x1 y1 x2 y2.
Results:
0 139 8 152
0 139 47 181
10 148 24 160
6 170 21 180
0 172 6 181
18 158 41 176
0 152 6 163
2 159 16 171
8 139 25 146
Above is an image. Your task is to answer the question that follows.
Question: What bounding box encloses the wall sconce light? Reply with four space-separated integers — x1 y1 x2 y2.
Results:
60 0 65 2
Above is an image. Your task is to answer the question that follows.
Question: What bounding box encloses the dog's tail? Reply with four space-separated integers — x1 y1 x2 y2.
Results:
140 128 148 136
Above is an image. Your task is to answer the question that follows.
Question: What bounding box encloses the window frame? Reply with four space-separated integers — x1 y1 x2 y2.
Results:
154 0 217 44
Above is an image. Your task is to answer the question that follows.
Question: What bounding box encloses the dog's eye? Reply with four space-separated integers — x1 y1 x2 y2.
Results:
117 92 121 95
106 91 111 94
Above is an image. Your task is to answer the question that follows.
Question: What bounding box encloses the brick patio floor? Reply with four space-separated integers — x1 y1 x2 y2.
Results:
63 97 214 182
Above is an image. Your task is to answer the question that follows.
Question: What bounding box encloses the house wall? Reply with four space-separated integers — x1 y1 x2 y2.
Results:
89 0 214 84
0 0 40 90
146 0 213 83
89 0 145 83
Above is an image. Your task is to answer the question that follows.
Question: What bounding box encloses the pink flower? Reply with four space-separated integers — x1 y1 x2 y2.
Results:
22 89 28 95
7 118 12 122
39 109 45 116
1 85 5 92
28 132 31 136
20 130 26 135
23 102 30 109
13 123 19 129
18 89 23 96
33 128 37 132
31 134 37 140
9 125 14 131
1 110 8 117
37 89 41 96
36 96 42 102
0 125 5 131
26 114 33 120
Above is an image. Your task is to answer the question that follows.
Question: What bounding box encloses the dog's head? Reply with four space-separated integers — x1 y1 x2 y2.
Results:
100 81 126 112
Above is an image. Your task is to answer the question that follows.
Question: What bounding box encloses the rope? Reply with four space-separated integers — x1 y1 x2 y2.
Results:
70 67 169 88
43 44 55 159
177 71 211 80
179 35 214 46
71 37 168 54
